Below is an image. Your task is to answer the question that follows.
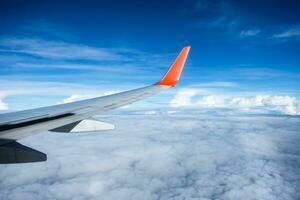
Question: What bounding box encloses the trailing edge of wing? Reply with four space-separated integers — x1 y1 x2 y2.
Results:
156 46 190 87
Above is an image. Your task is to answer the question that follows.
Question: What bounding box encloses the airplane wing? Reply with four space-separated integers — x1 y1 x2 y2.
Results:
0 46 190 163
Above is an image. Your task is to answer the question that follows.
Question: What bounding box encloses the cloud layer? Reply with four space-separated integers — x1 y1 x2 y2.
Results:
0 113 299 200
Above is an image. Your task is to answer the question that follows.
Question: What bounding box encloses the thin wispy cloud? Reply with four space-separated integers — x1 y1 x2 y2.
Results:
191 81 238 88
13 62 140 73
0 38 123 61
232 67 300 80
182 1 300 42
240 29 261 37
273 27 300 39
0 36 174 77
189 0 240 31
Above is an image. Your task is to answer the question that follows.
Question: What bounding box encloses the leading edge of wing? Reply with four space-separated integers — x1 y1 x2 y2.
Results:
155 46 190 87
0 46 191 129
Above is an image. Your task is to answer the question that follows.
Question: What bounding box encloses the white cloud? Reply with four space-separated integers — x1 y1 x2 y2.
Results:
273 27 300 39
59 90 120 104
0 79 128 111
0 92 8 110
13 62 138 72
198 95 225 107
170 89 300 115
167 110 177 114
103 90 120 96
0 113 299 199
0 99 8 110
0 38 123 61
59 94 94 104
192 81 237 88
240 29 261 37
0 37 172 74
170 89 198 107
144 110 157 115
231 95 299 115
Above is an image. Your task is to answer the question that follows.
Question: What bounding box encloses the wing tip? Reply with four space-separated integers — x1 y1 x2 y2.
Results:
156 46 191 87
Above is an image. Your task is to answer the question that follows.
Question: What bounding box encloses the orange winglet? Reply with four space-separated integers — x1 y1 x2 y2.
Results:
156 46 190 87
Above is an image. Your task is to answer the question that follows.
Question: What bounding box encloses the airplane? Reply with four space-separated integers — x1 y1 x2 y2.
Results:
0 46 190 164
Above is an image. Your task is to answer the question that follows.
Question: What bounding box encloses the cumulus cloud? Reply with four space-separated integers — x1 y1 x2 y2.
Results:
0 99 8 110
59 90 119 104
0 93 8 110
198 95 225 107
230 95 299 115
0 113 299 200
0 78 128 110
170 89 300 115
59 94 95 104
170 89 198 107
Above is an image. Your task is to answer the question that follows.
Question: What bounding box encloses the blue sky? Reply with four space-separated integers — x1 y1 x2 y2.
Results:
0 0 299 114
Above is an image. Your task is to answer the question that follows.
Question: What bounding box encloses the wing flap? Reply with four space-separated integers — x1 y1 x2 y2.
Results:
50 119 115 133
